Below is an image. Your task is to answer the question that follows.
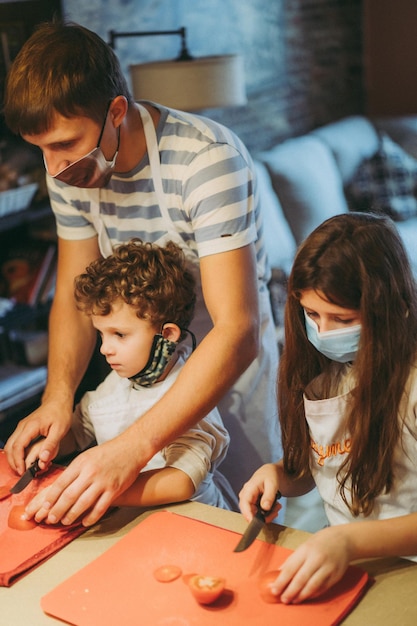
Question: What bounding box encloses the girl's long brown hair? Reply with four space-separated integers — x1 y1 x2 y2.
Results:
279 212 417 516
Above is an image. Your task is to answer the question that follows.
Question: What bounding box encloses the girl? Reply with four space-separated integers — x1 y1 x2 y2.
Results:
239 212 417 604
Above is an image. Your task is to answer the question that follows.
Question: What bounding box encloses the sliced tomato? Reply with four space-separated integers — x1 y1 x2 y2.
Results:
153 564 182 583
8 505 38 531
187 574 226 605
258 570 281 603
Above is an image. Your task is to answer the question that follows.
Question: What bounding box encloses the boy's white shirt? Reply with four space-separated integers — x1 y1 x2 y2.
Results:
71 345 229 491
304 361 417 560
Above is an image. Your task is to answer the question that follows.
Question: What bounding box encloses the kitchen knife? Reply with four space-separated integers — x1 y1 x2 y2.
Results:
233 491 281 553
9 459 41 494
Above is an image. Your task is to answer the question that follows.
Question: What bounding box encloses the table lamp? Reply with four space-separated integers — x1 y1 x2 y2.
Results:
108 27 246 111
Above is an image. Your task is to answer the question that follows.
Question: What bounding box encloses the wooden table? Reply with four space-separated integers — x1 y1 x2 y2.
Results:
1 501 416 625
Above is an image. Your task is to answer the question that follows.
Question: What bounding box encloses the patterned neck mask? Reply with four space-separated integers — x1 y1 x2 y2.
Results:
129 334 178 388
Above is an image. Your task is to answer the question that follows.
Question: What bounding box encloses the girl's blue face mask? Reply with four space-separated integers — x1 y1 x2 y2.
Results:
304 311 361 363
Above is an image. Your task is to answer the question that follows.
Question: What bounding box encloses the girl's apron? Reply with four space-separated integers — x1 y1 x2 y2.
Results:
91 104 283 512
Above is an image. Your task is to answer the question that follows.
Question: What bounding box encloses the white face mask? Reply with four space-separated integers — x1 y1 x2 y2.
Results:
45 105 120 188
46 146 118 188
304 311 361 363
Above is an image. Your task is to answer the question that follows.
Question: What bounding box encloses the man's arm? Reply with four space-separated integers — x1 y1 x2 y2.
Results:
24 244 260 526
5 236 101 475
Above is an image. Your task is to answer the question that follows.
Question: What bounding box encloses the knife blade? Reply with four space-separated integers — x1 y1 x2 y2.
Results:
9 459 41 494
233 491 281 553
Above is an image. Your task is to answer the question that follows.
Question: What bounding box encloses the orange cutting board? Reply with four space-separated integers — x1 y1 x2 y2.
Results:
0 450 86 586
41 510 369 626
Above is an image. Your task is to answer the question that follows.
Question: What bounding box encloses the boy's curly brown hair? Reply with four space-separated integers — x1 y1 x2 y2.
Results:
74 239 196 339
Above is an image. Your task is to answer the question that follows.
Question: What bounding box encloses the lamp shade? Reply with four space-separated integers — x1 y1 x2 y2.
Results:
130 54 246 111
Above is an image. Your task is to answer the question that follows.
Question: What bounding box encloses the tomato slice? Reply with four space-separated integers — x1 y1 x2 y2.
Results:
258 570 281 603
187 574 226 605
8 505 38 531
153 564 182 582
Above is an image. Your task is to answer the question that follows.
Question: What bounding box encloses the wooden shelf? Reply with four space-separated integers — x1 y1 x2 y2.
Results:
0 201 52 233
0 362 47 413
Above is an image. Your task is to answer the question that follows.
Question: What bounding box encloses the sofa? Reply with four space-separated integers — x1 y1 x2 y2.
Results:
255 114 417 280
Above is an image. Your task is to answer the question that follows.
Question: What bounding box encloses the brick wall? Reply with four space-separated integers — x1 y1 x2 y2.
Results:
63 0 364 154
207 0 364 154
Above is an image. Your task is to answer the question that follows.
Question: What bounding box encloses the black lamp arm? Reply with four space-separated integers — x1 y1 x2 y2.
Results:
108 26 193 61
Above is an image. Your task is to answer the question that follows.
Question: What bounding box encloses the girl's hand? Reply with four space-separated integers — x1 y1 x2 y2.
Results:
238 463 281 522
269 525 353 604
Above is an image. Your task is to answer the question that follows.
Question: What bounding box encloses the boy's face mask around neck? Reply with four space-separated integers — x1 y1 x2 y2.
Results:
304 311 361 363
45 106 120 188
129 329 196 388
130 334 178 389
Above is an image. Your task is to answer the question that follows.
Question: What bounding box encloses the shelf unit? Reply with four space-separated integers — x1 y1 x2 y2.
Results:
0 201 52 233
0 0 108 443
0 198 111 444
0 1 63 444
0 201 54 443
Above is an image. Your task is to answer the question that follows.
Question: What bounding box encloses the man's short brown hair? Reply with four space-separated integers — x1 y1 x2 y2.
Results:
4 20 133 136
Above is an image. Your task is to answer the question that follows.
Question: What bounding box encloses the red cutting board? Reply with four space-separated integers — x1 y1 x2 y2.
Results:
41 510 369 626
0 450 86 586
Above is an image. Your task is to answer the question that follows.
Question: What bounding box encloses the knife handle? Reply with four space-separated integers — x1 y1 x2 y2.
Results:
28 459 41 477
258 490 282 516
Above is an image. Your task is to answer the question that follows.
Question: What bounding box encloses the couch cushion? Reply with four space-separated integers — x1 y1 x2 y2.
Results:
345 133 417 221
394 216 417 276
311 115 380 183
253 160 296 272
374 116 417 160
259 136 349 244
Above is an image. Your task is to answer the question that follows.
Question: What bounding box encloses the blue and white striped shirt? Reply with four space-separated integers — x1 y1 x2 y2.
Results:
47 103 270 283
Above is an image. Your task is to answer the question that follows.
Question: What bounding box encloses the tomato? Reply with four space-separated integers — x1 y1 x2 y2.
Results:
153 564 182 583
8 505 38 531
187 574 226 605
258 570 281 603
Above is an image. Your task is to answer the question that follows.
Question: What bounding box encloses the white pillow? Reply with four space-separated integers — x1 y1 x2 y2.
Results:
259 136 349 245
253 160 296 273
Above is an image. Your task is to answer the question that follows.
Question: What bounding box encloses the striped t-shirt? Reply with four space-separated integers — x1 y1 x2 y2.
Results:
47 102 270 283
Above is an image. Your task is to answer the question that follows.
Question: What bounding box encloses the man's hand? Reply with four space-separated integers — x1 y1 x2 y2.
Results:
23 437 142 527
4 400 72 475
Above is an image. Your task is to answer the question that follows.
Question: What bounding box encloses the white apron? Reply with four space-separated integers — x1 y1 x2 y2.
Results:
92 104 283 510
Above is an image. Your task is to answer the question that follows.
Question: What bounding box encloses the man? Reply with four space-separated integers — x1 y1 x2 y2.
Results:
3 21 281 526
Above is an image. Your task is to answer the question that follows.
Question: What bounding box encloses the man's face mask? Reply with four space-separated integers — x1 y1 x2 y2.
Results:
304 311 361 363
45 105 120 188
